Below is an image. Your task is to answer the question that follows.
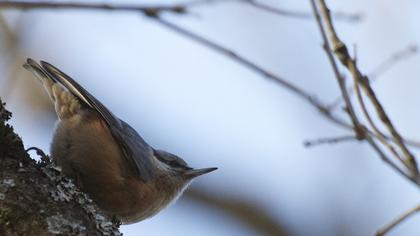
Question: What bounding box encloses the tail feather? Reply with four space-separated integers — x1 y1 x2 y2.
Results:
23 58 81 120
24 59 57 103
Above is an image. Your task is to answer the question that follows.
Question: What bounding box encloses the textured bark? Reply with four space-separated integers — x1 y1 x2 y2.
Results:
0 98 121 236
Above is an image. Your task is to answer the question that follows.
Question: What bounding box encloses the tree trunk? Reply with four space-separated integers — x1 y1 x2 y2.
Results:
0 98 121 236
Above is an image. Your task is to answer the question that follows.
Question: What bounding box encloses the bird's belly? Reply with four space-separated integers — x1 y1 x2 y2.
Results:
49 112 174 224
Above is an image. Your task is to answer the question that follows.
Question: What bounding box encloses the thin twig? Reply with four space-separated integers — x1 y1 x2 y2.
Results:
376 204 420 236
309 0 364 139
353 73 408 168
0 0 363 23
150 16 352 128
328 44 418 110
0 0 190 16
245 0 362 22
315 0 419 176
152 17 313 101
246 0 313 19
313 1 420 233
370 45 418 80
364 135 417 185
303 135 356 147
311 0 414 182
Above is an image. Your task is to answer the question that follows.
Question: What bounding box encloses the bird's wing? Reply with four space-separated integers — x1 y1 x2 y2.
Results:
37 59 155 181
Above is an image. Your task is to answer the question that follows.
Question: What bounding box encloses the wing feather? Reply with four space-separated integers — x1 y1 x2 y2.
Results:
37 60 154 181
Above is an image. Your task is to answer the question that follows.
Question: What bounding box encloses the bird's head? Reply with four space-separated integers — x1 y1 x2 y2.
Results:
152 149 217 194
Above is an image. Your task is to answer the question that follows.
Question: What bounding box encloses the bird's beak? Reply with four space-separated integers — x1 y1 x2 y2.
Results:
184 167 218 178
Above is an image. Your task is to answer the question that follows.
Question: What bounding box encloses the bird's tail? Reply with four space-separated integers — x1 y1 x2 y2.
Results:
23 58 81 120
23 58 58 103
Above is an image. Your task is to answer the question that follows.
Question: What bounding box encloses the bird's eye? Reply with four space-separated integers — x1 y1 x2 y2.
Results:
153 149 190 169
169 160 184 168
162 158 182 168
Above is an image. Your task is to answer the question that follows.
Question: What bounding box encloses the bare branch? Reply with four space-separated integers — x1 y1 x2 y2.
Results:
245 0 314 19
303 135 356 147
152 18 314 105
149 16 355 128
376 204 420 236
314 0 419 176
312 1 420 232
364 135 417 185
0 0 190 16
309 0 364 139
370 45 418 79
0 0 362 24
245 0 362 22
328 44 418 110
353 74 408 168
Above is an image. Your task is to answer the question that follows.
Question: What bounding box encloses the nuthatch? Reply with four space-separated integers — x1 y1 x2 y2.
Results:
23 59 217 224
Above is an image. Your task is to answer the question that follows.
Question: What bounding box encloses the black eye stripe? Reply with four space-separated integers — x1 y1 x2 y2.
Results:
169 160 182 167
154 149 188 168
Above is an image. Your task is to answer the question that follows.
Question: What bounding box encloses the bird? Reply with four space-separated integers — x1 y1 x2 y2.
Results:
23 58 217 224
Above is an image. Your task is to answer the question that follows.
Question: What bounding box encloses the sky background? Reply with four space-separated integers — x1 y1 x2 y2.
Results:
1 0 420 235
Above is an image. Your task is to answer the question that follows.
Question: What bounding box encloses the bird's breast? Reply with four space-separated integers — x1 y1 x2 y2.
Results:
49 110 172 223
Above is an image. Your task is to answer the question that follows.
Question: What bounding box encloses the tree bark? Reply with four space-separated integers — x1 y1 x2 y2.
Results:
0 98 121 236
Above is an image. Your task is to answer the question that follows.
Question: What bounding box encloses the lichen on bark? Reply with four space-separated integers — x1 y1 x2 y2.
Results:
0 98 121 236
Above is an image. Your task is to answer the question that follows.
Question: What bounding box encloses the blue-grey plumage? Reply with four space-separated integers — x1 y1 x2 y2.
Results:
39 60 156 182
23 58 217 223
